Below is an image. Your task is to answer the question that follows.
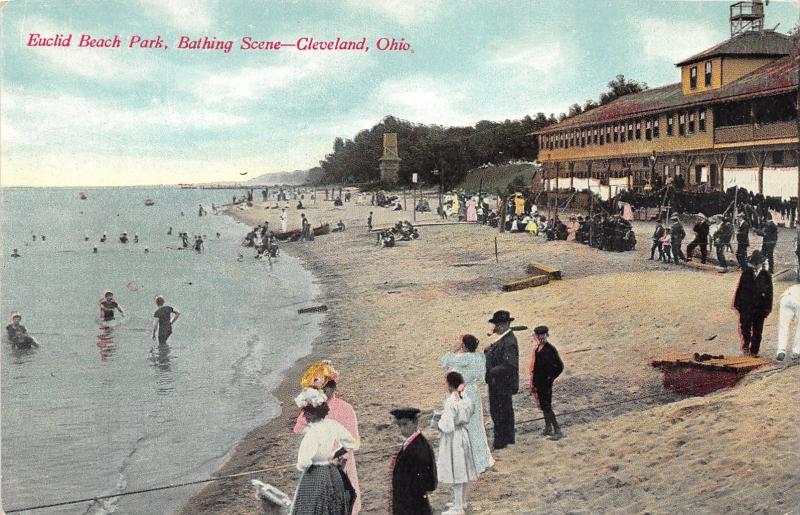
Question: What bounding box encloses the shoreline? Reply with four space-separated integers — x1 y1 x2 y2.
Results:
182 194 800 514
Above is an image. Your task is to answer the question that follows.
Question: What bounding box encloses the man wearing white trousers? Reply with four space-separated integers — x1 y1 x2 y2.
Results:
776 284 800 361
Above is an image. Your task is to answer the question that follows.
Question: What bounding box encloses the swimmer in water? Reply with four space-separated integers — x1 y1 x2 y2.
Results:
216 232 221 239
119 232 129 244
6 312 38 349
133 234 139 243
194 235 204 253
32 234 36 242
99 291 124 322
144 247 150 254
152 295 180 345
93 246 98 254
11 249 20 258
84 234 90 242
41 235 46 241
167 227 173 236
100 232 107 243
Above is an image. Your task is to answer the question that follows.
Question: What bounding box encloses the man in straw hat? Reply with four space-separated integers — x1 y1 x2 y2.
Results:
388 407 437 515
733 250 773 356
484 310 519 450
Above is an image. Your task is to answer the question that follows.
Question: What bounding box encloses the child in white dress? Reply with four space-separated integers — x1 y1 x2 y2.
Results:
437 371 478 515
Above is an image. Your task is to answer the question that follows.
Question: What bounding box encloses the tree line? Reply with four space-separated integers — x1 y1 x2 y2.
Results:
309 75 648 188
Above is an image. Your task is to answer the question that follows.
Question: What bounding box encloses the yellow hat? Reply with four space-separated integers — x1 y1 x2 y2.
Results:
300 360 340 389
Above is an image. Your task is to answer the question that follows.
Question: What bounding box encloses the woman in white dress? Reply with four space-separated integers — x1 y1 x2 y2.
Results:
441 335 495 475
437 371 478 515
291 388 359 515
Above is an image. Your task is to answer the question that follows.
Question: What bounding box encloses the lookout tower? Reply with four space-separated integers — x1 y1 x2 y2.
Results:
730 1 766 36
379 133 401 184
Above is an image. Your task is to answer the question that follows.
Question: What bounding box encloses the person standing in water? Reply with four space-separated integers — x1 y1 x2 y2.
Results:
99 291 124 322
152 295 180 345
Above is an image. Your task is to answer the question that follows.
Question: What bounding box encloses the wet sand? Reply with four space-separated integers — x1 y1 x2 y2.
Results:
181 192 800 514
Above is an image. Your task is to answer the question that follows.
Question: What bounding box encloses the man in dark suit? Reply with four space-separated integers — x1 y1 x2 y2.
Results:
529 326 564 440
686 214 710 264
733 250 773 356
389 408 437 515
484 310 519 450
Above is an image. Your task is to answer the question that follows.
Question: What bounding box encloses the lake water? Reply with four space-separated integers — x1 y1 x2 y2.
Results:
0 187 322 514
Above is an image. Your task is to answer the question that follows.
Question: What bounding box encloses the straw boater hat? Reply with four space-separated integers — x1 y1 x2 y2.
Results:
300 360 340 389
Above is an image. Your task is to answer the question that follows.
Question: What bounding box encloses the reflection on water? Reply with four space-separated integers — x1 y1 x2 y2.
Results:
96 326 117 362
149 343 174 395
8 344 37 365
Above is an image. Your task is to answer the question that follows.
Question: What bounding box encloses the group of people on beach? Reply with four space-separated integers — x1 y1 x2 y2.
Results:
284 309 564 515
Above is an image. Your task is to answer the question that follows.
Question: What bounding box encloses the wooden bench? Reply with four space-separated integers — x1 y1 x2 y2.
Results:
502 274 550 292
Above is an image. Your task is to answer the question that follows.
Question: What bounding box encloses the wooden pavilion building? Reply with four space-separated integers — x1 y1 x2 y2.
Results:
535 2 799 200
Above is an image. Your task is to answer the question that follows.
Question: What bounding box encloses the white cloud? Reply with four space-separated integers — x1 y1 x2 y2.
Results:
190 51 372 104
18 16 158 82
491 40 563 74
137 0 214 32
368 77 471 126
630 16 726 63
344 0 443 26
2 90 246 149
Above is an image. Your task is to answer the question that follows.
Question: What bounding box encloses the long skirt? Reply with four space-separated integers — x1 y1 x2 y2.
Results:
291 464 352 515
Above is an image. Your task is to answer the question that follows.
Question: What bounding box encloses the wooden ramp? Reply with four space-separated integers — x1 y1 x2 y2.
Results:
526 262 562 280
651 353 772 396
503 262 562 292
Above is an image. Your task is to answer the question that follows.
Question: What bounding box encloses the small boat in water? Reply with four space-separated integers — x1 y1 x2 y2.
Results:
144 199 155 206
78 192 87 200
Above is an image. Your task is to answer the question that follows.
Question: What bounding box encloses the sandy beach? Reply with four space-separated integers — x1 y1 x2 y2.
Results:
182 192 800 514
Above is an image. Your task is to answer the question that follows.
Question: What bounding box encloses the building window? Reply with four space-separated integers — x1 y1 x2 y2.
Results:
645 120 652 141
635 121 641 140
773 151 784 165
679 114 686 136
581 131 585 147
627 123 633 141
699 110 706 132
705 61 712 87
690 66 697 89
614 126 619 142
654 119 660 138
642 157 649 168
736 153 746 166
606 127 611 143
593 129 598 145
667 115 674 136
688 113 695 133
663 164 670 177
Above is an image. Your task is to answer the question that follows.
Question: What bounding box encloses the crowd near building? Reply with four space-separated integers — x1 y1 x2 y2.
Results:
535 4 798 201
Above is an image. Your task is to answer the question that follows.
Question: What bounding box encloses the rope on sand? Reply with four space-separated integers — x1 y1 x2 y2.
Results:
6 361 796 513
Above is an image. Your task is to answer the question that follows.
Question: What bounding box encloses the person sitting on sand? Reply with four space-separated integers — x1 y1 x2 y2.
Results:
99 291 124 322
11 249 20 258
297 200 304 210
332 220 346 233
6 312 38 349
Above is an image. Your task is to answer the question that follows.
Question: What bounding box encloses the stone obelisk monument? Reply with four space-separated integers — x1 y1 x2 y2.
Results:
379 133 401 184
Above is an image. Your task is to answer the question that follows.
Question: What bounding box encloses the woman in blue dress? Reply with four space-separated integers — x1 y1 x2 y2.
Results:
441 334 495 475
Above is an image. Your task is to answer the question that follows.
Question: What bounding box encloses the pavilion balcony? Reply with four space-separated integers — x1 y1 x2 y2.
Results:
714 120 798 144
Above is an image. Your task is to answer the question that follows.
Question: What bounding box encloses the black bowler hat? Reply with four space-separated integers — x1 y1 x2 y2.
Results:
749 250 767 266
533 325 549 335
390 407 421 420
489 310 514 324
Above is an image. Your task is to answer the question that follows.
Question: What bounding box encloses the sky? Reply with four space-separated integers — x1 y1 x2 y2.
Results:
1 0 798 187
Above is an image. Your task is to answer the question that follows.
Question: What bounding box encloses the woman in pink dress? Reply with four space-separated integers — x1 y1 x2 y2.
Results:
466 198 478 222
294 377 362 514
